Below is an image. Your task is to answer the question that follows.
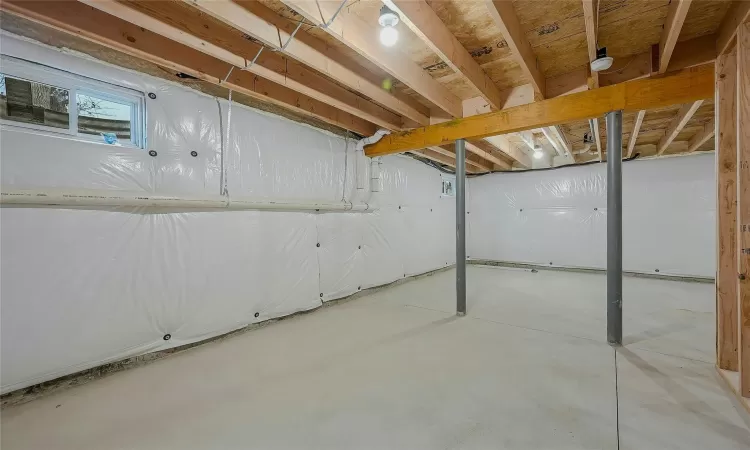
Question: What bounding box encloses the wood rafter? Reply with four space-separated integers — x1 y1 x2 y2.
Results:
182 0 429 126
592 118 603 161
0 0 377 136
365 64 714 157
78 0 401 131
687 118 715 153
581 0 599 88
279 0 462 118
626 110 646 158
484 0 545 96
717 0 750 56
383 0 528 169
657 0 693 73
657 100 703 155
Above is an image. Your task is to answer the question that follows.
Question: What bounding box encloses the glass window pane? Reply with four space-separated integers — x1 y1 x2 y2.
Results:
76 93 133 145
0 74 70 129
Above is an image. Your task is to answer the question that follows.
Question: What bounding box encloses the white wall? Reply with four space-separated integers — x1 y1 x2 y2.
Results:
0 35 455 393
468 154 716 277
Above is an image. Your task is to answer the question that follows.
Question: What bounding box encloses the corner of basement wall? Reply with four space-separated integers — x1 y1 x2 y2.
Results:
467 154 715 277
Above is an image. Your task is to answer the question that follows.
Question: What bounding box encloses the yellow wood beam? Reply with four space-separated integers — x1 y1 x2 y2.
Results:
737 21 750 398
365 64 714 157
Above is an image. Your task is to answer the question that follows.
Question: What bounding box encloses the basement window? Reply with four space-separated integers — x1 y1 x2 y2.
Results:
0 56 145 148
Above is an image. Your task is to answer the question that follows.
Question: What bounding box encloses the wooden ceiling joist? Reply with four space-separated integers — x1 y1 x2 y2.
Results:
0 0 377 136
717 0 750 56
383 0 506 111
279 0 463 118
78 0 401 131
657 0 693 74
484 0 544 96
657 100 704 155
365 64 714 157
592 118 603 161
581 0 599 88
466 141 511 171
687 118 716 153
182 0 429 127
627 110 646 158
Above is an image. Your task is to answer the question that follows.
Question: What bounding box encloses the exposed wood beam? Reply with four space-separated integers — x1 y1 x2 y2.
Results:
0 0 377 136
657 100 703 155
365 64 714 157
540 127 565 157
626 110 646 158
279 0 462 118
429 146 492 172
466 141 511 170
687 118 715 153
738 22 750 397
600 35 716 87
384 0 507 111
581 0 599 88
484 135 531 169
412 149 457 169
592 118 603 161
484 0 545 95
657 0 693 73
183 0 429 126
717 0 750 56
550 126 572 155
79 0 401 131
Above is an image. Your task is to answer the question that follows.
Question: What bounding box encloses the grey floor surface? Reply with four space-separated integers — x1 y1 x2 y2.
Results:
2 266 749 449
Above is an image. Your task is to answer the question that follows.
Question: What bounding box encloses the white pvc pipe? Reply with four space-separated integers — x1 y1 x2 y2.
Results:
356 129 390 190
1 189 373 212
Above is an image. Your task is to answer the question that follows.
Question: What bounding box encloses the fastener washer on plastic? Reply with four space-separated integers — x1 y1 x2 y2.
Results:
148 150 157 157
190 151 198 157
148 92 157 99
163 334 171 341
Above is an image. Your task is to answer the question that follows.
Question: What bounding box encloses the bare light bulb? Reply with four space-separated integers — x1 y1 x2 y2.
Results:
380 26 398 47
533 150 544 160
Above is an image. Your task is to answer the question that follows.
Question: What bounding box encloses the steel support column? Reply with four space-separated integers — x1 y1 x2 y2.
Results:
456 139 467 316
606 111 623 345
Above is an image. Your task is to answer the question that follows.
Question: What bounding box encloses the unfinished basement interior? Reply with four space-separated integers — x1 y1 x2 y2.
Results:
1 0 750 448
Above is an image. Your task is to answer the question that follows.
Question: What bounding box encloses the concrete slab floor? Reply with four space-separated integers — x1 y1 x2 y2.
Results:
2 266 749 449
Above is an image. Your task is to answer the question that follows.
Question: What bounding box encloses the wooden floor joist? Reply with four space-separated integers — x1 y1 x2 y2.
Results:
79 0 402 131
183 0 430 126
366 64 714 157
0 0 378 136
657 100 704 155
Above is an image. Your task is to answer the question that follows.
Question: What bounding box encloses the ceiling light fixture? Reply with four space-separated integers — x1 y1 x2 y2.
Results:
533 149 544 160
379 5 400 47
591 47 613 72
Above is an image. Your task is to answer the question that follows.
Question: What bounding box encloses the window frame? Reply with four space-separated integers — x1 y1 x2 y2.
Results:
0 56 146 149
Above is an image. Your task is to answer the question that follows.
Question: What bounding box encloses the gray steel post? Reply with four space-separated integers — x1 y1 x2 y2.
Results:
606 111 623 345
456 139 467 316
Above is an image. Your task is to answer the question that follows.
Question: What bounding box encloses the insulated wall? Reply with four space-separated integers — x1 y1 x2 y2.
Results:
0 35 454 393
467 154 715 277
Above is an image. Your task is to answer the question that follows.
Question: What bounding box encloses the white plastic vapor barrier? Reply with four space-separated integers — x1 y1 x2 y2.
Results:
467 154 715 277
0 34 455 393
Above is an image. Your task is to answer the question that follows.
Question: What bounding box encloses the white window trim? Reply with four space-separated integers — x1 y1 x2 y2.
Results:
0 55 146 149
